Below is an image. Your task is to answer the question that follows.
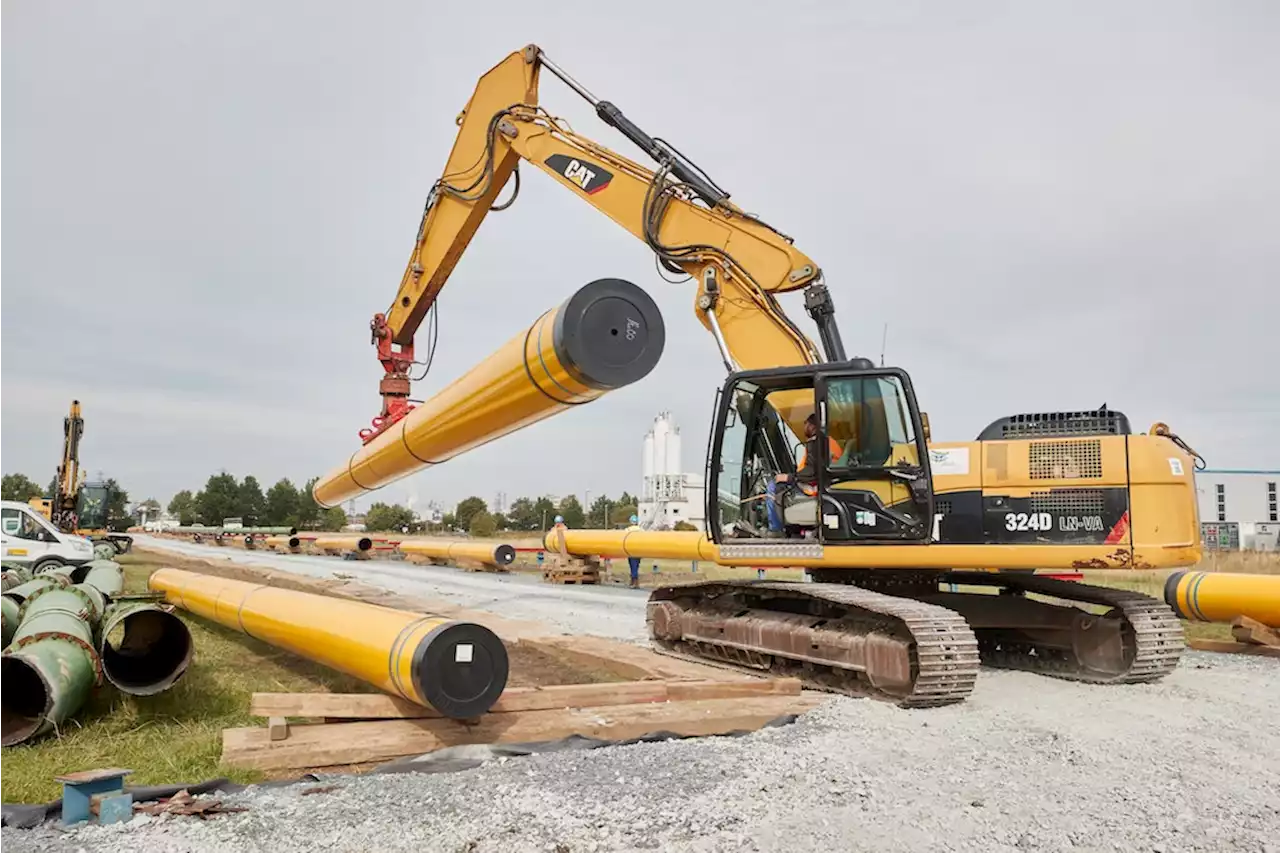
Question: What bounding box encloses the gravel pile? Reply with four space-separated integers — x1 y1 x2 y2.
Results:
7 651 1277 853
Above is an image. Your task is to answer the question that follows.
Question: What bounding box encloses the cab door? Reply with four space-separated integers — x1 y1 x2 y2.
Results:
815 368 935 543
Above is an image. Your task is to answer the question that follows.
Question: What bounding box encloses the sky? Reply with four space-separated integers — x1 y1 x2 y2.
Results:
3 0 1278 514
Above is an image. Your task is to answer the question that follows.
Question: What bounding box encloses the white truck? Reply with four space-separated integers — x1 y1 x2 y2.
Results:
1 499 96 571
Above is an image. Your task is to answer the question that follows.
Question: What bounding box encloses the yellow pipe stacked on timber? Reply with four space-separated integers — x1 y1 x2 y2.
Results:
399 539 516 569
1164 571 1280 628
313 278 664 509
148 569 508 718
263 535 301 551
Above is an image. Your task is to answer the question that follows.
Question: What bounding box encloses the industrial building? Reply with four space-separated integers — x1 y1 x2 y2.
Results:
638 412 706 529
1194 469 1279 551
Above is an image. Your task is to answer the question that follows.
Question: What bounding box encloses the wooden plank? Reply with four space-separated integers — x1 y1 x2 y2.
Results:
251 678 800 720
523 636 744 682
1188 637 1280 658
668 678 801 701
223 694 825 771
1231 616 1280 648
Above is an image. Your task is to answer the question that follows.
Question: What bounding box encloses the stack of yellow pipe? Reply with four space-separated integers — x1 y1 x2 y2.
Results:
1164 571 1280 628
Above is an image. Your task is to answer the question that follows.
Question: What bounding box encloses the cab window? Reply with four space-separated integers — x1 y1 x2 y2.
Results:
825 375 916 471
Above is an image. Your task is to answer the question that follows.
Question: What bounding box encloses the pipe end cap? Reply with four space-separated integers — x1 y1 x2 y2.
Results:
412 622 509 719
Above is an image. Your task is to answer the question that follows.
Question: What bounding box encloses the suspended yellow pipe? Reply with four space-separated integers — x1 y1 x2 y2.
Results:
399 539 516 570
1164 570 1280 628
314 278 665 508
148 569 508 718
542 528 1197 571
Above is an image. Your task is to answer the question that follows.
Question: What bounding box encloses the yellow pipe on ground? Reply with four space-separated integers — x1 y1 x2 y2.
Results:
148 569 508 718
1164 570 1280 628
263 535 301 551
314 278 664 508
399 539 516 569
311 536 374 552
542 529 1198 571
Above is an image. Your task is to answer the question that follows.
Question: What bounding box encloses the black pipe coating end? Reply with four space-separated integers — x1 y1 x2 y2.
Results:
412 622 509 719
1164 570 1188 616
493 544 516 566
553 278 665 390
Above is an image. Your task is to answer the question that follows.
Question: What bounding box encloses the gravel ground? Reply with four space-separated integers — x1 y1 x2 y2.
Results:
14 537 1275 851
131 535 650 641
5 651 1277 853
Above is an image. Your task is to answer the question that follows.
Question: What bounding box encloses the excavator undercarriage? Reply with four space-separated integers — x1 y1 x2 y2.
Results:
647 571 1184 707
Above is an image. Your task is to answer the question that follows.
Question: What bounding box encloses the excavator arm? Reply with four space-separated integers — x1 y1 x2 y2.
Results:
363 45 843 442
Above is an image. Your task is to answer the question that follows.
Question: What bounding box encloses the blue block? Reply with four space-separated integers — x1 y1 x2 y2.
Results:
95 793 134 826
57 768 132 826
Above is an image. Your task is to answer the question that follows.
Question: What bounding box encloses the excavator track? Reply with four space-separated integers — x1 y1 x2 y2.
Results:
935 572 1185 685
646 581 980 708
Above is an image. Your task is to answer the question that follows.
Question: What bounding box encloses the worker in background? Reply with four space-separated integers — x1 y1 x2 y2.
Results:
625 515 642 588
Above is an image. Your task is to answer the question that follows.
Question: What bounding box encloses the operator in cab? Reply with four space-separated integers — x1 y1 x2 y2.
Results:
776 414 841 498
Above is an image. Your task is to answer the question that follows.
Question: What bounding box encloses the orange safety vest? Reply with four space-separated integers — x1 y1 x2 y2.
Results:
797 437 843 497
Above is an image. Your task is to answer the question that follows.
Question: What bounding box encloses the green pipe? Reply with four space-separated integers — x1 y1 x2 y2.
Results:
1 596 19 647
80 560 124 597
98 600 193 695
1 585 102 746
2 576 63 605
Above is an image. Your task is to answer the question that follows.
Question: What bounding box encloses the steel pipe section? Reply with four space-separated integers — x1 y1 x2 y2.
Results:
98 600 193 696
399 539 517 569
312 536 374 553
149 569 508 718
1164 571 1280 628
264 535 302 551
314 278 665 508
543 529 716 562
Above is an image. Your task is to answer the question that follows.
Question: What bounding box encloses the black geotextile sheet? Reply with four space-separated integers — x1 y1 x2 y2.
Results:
2 714 801 829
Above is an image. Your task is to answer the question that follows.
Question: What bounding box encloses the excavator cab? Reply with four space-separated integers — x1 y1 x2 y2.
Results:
706 362 935 548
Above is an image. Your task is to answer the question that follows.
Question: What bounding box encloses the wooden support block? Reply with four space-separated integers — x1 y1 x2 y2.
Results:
251 678 800 720
1187 637 1280 658
268 716 289 741
224 694 826 771
1231 616 1280 648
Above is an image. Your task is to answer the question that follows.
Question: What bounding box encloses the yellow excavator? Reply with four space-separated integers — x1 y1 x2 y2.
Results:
29 400 133 558
343 45 1205 706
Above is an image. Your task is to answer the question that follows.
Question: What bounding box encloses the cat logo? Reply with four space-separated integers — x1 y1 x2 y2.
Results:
545 154 613 195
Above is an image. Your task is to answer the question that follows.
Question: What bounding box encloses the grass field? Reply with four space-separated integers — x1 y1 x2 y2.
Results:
1 554 374 805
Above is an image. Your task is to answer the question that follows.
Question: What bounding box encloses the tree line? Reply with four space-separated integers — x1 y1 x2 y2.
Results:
165 474 347 531
365 491 644 535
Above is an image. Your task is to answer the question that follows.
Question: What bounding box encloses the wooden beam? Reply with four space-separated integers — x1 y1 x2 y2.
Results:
251 678 802 720
1187 637 1280 658
224 694 825 771
1231 616 1280 648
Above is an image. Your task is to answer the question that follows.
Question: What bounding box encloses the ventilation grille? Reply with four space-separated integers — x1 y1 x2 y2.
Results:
936 499 953 516
978 409 1130 441
1029 440 1103 480
1030 489 1105 515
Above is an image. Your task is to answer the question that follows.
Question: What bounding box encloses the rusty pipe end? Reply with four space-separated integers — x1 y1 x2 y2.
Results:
100 603 194 695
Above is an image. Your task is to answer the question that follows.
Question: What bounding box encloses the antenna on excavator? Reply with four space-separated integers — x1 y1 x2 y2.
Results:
879 323 889 367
